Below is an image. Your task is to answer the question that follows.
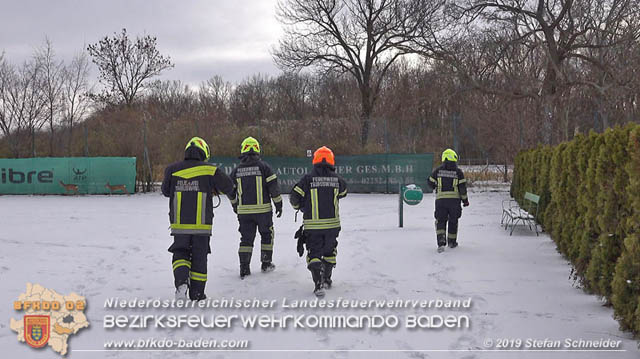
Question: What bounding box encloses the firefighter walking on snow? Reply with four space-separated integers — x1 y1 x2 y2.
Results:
162 137 235 300
428 149 469 253
290 146 347 297
230 137 283 279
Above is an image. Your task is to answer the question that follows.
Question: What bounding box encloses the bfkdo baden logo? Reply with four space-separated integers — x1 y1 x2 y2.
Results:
24 315 50 348
10 283 89 356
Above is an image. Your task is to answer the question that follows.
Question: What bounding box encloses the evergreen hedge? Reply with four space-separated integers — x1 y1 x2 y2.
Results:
511 123 640 334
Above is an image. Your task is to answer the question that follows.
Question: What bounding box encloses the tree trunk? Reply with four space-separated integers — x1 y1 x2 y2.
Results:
83 122 89 156
360 88 373 148
48 105 55 156
31 127 36 157
541 62 558 145
597 96 609 131
68 120 73 156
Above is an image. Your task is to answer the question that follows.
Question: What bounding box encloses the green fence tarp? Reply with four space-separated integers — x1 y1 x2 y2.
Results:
210 153 434 193
0 157 136 195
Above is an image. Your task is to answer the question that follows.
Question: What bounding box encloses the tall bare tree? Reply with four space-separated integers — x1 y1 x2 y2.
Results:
36 38 65 156
1 58 48 157
273 0 443 146
198 76 231 120
62 51 91 155
0 53 17 155
87 28 173 106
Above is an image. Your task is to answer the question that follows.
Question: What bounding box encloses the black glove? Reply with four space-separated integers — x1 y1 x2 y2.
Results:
463 199 469 207
275 202 283 218
294 225 306 257
232 202 238 214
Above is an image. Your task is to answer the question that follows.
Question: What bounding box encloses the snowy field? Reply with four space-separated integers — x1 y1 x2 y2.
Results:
1 190 639 359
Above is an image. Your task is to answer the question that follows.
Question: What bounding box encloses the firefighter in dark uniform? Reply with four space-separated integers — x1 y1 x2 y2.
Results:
428 149 469 253
230 137 283 279
161 137 235 300
290 146 347 297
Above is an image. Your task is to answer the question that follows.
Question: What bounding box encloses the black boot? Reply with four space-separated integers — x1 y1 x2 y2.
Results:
240 264 251 279
239 251 252 279
323 261 334 289
190 292 207 301
261 262 276 273
189 281 206 301
308 260 325 297
437 234 446 253
448 236 458 248
261 250 273 264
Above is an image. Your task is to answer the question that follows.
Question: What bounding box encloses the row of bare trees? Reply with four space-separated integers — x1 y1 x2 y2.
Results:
2 0 640 172
273 0 640 146
0 40 91 157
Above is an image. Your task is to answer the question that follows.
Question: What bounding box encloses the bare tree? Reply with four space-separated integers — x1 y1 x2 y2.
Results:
87 28 174 106
147 79 194 120
62 51 91 155
1 58 48 157
273 0 443 147
452 0 640 143
36 38 65 156
198 76 231 119
0 53 17 155
229 74 272 128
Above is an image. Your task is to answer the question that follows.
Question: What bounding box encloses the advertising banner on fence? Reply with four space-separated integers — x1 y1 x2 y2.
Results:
210 153 434 193
0 157 136 195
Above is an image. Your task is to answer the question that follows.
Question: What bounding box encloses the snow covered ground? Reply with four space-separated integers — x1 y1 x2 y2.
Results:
1 190 638 358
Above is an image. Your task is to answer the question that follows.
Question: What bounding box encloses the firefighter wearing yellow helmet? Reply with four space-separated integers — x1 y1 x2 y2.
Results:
230 137 283 279
161 137 235 300
428 149 469 253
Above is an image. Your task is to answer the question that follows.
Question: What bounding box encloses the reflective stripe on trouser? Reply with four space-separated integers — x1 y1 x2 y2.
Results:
190 271 207 282
238 212 274 265
168 234 210 299
434 199 462 247
305 228 339 267
305 229 339 286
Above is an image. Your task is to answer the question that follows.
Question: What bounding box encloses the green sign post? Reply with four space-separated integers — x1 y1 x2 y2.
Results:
0 157 136 195
398 184 425 228
209 153 434 194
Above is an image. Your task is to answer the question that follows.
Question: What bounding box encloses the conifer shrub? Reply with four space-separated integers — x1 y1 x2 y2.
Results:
612 125 640 332
512 124 640 335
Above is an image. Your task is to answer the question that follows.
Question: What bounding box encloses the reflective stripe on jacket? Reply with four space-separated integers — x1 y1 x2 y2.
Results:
230 155 282 215
289 164 347 230
162 160 234 235
428 162 468 201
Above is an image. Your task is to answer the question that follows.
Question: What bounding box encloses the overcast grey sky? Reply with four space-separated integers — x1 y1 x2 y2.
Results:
0 0 283 85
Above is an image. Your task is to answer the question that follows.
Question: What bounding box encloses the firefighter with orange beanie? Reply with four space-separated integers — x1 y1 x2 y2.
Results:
289 146 347 297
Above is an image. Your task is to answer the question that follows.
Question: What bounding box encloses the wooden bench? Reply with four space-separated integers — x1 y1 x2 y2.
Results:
501 192 540 236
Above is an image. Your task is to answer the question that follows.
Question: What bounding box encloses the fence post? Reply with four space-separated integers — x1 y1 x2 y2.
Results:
398 182 403 228
142 113 153 193
504 161 508 182
83 123 89 156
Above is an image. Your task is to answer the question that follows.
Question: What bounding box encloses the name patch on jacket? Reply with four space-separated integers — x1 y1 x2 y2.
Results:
176 180 200 191
236 166 262 177
311 177 340 188
438 170 458 178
